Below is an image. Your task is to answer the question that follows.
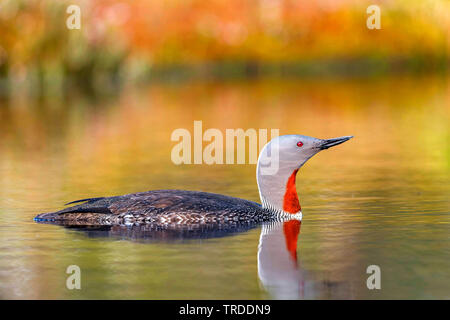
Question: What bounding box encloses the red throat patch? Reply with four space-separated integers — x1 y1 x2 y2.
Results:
283 169 301 214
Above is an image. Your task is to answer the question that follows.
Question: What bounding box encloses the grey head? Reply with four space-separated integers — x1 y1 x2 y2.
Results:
256 134 353 217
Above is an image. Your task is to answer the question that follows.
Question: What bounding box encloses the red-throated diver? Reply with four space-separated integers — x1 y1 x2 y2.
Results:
35 135 353 225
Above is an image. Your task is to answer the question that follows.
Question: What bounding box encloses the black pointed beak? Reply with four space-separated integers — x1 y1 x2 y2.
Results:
320 136 353 150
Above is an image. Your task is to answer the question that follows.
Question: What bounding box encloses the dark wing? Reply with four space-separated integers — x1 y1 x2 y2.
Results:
35 196 120 220
57 197 119 214
107 190 262 217
35 190 263 221
65 197 106 205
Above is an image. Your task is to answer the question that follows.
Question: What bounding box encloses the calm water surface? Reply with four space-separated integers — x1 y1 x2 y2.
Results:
0 76 449 299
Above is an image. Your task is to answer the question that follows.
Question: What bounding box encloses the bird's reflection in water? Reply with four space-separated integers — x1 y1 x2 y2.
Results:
258 219 351 299
41 217 349 298
258 219 305 299
47 220 261 243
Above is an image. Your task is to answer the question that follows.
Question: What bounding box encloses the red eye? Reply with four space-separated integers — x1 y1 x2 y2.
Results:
297 141 303 147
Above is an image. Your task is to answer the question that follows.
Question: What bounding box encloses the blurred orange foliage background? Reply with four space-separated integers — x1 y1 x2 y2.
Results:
0 0 448 95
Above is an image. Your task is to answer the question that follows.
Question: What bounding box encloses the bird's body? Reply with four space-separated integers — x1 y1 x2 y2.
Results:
35 134 352 226
35 190 274 225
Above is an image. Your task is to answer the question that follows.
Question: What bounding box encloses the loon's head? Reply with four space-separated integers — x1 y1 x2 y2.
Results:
256 134 353 218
